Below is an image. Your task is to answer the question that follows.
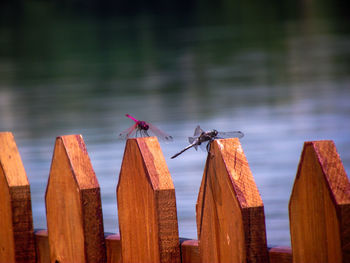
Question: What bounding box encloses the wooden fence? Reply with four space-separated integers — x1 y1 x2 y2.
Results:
0 131 349 263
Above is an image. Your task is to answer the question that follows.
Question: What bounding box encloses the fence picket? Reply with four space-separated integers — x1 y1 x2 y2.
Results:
34 230 50 263
0 132 35 263
45 135 106 263
1 131 350 263
181 239 200 263
268 247 292 263
117 137 180 263
196 138 269 263
105 234 122 263
289 140 350 263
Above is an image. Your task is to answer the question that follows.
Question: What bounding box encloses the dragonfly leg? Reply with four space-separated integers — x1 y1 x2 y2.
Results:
144 130 150 137
206 141 215 158
206 142 210 152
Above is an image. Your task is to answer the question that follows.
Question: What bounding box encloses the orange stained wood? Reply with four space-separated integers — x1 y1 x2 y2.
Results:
35 230 50 263
105 234 122 263
45 135 106 263
181 239 200 263
289 140 350 263
196 138 269 263
117 137 180 263
0 132 35 263
269 246 292 263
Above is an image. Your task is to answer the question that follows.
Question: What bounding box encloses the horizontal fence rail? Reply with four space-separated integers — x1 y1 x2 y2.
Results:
0 131 349 263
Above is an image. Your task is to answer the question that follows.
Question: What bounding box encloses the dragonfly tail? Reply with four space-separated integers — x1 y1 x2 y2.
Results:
125 114 138 122
171 144 195 159
194 125 204 136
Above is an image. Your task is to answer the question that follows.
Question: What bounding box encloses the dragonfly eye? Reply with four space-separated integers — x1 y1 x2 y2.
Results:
137 121 149 130
143 123 149 130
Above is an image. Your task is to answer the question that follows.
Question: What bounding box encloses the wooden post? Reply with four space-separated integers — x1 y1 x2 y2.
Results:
0 132 36 263
105 234 122 263
35 230 50 263
180 239 200 263
196 138 269 263
269 247 292 263
45 135 106 263
117 137 180 263
289 140 350 263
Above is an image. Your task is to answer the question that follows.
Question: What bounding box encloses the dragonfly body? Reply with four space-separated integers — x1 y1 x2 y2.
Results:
171 126 243 159
119 114 173 141
126 114 149 131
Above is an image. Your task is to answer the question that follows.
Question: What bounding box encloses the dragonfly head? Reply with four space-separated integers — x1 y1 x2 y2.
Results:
212 130 218 137
138 121 149 130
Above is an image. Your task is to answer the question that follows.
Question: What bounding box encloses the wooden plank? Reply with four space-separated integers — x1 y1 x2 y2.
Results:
0 132 36 263
269 246 292 263
180 239 200 263
289 140 350 263
34 230 50 263
117 137 180 263
35 230 122 263
105 234 122 263
196 138 269 263
45 135 106 263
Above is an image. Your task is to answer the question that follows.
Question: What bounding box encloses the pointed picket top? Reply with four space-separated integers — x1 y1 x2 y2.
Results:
0 132 35 263
196 138 268 263
45 135 106 263
0 132 29 187
289 140 350 263
117 137 180 263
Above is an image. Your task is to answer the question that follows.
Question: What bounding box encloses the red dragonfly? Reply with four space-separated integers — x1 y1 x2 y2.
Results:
118 114 173 141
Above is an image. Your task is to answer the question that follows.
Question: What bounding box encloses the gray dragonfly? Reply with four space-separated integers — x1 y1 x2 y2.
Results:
171 125 244 159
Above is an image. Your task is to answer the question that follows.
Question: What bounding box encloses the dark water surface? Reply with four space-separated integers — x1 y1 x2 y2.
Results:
1 1 350 246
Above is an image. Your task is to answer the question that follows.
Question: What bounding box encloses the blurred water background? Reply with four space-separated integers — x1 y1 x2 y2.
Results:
1 0 350 246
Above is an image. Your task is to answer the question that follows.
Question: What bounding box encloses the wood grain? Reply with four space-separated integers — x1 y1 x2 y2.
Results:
180 239 200 263
269 246 292 263
35 230 50 263
0 132 35 263
45 135 106 263
105 234 122 263
180 240 295 263
196 138 269 263
117 137 180 263
289 140 350 263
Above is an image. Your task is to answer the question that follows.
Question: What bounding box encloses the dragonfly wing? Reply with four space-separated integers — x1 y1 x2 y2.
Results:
193 125 204 136
216 131 244 139
118 123 138 140
188 137 202 150
148 123 173 141
188 136 197 144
